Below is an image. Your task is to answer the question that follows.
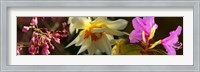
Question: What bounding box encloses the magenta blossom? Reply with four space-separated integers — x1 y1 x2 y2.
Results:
161 26 182 55
129 17 158 43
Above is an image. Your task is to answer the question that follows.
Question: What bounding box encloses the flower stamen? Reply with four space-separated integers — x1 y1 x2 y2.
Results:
84 24 103 41
173 42 182 50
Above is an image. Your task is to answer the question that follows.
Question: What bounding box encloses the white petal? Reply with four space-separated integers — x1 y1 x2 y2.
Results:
105 27 124 36
112 45 118 55
92 17 107 24
69 24 75 34
94 33 111 55
91 27 105 33
75 29 79 33
68 17 72 24
75 31 85 46
65 31 84 48
87 43 96 55
106 34 115 45
65 37 78 48
106 19 128 30
77 36 92 54
70 17 90 29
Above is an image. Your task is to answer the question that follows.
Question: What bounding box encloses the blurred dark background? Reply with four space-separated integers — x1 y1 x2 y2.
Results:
17 17 183 55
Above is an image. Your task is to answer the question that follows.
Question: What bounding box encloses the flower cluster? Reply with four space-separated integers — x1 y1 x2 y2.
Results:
17 42 23 55
129 17 182 55
18 17 183 55
66 17 128 55
22 17 68 55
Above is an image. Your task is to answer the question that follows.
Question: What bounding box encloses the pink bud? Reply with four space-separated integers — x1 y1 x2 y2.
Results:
30 17 38 26
62 22 67 29
49 44 54 50
22 26 30 32
30 37 35 44
53 33 61 37
33 32 39 37
42 48 50 55
17 48 21 55
40 36 46 43
45 38 51 43
60 34 67 38
43 43 49 49
53 37 60 44
34 39 40 47
29 46 38 55
17 50 20 55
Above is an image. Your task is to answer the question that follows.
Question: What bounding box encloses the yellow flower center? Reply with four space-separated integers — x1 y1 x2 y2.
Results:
84 24 103 41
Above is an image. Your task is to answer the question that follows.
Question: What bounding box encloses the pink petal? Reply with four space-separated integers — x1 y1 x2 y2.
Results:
53 37 60 44
49 44 54 50
43 43 49 49
29 46 38 55
30 17 38 26
42 48 50 55
30 37 35 44
129 30 142 43
60 34 67 38
22 26 30 32
33 32 39 37
45 38 51 43
40 36 46 43
62 22 67 29
53 33 61 37
132 17 147 31
162 44 176 55
170 26 182 36
143 16 155 27
17 48 21 55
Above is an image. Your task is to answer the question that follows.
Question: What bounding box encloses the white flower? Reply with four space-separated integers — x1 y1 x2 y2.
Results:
66 17 128 55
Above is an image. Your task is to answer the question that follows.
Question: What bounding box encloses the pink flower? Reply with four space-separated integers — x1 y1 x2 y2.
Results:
129 17 158 43
22 18 68 55
45 38 51 43
33 32 39 37
53 33 61 38
42 49 50 55
29 46 39 55
40 36 46 43
53 37 60 44
42 43 50 55
30 17 38 26
22 26 30 32
17 47 22 55
62 22 67 29
161 26 182 55
49 44 54 50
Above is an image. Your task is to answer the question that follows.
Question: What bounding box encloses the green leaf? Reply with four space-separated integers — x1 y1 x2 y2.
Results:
122 44 143 55
147 49 168 55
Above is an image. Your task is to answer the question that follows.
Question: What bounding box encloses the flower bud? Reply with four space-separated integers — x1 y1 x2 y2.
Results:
53 37 60 44
22 26 30 32
30 17 38 26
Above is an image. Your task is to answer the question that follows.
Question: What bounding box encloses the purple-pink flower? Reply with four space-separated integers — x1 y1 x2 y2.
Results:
129 17 158 43
161 26 182 55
